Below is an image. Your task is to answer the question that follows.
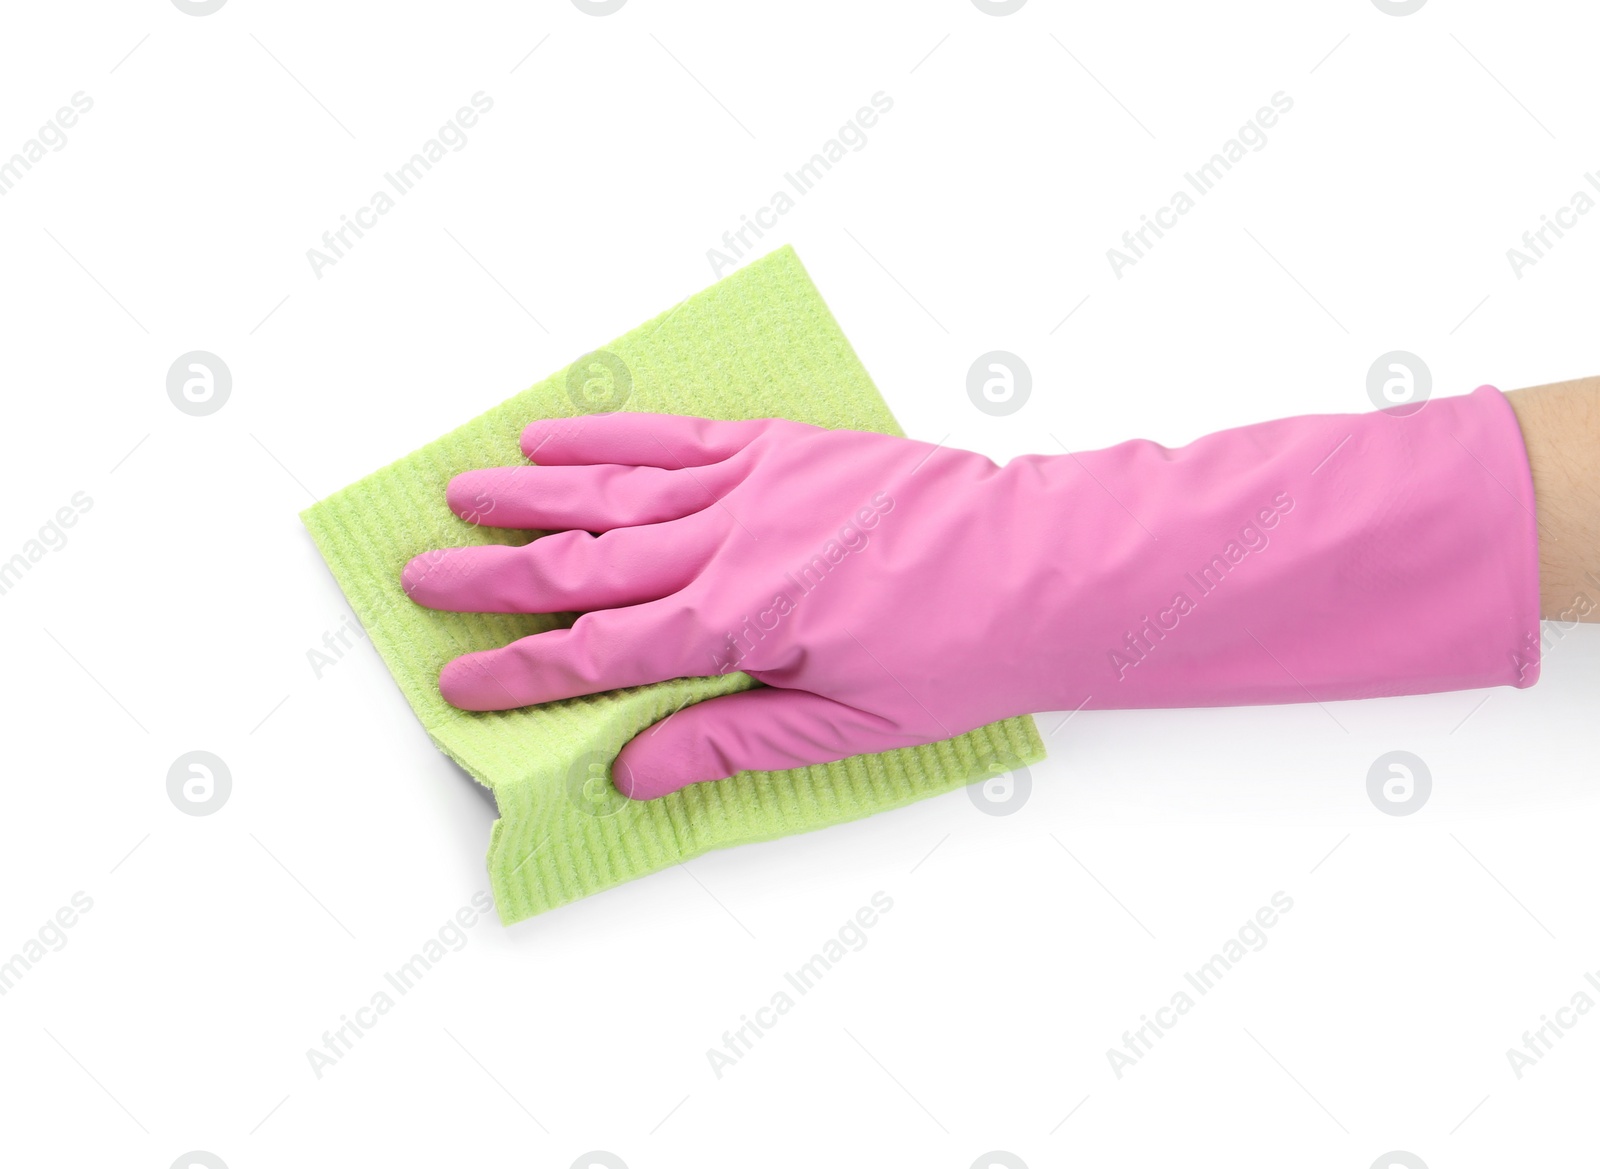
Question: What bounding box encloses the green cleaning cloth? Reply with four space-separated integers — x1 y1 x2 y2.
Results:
301 245 1045 924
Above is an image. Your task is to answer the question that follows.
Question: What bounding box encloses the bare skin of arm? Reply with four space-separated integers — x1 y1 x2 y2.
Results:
1506 376 1600 621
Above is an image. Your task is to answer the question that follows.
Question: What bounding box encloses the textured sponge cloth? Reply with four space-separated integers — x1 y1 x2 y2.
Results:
300 245 1045 925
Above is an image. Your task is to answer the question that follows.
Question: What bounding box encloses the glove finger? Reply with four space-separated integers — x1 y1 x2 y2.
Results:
403 517 712 614
438 600 708 710
614 688 920 799
521 413 776 468
446 460 742 531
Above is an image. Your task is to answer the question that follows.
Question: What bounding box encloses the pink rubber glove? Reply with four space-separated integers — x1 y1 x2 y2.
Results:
403 386 1540 799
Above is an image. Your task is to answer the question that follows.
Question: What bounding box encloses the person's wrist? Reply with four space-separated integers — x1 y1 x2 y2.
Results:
1505 377 1600 621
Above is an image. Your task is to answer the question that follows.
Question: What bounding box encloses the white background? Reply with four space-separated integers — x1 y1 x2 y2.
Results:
2 1 1598 1166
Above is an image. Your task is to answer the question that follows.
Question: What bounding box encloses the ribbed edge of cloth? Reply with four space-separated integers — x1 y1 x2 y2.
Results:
301 245 1045 924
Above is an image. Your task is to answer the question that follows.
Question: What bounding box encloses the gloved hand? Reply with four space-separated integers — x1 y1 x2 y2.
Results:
402 387 1540 799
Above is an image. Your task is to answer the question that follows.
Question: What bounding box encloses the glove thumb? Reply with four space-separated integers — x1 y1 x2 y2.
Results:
614 688 913 800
